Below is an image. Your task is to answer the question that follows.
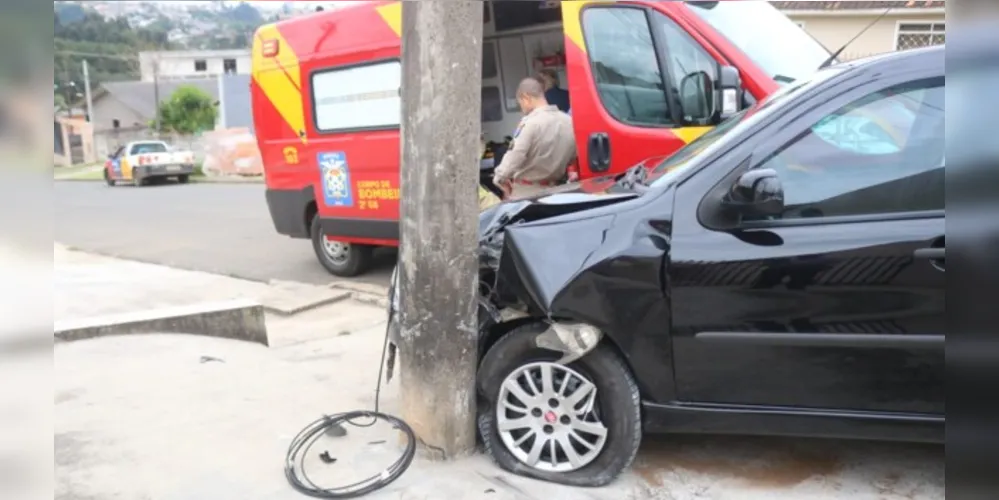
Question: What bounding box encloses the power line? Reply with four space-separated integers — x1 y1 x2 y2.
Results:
54 50 138 61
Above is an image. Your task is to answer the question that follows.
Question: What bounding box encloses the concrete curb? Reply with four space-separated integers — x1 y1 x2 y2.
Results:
54 299 268 346
330 282 390 309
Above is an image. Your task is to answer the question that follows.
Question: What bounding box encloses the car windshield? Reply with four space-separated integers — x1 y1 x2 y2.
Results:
649 72 830 188
685 1 832 84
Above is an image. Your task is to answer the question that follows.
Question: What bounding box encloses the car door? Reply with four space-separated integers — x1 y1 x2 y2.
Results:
564 3 721 177
668 69 945 416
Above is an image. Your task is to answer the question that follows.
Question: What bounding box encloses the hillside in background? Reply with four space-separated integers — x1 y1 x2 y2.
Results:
54 1 275 108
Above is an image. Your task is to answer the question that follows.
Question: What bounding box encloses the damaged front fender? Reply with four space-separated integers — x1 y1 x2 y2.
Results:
535 322 604 365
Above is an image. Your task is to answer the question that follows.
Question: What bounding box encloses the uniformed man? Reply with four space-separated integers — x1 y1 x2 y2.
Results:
492 77 576 200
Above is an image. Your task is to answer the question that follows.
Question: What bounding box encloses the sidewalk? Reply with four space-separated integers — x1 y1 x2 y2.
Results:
54 246 944 500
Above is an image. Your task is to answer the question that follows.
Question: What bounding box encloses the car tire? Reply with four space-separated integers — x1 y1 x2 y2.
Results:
177 174 190 184
310 215 372 277
476 323 642 487
104 169 115 187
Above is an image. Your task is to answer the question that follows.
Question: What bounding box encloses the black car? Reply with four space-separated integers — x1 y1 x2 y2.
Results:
387 45 944 487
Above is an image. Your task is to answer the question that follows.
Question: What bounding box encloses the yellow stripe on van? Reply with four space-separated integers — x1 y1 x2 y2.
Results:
376 2 403 38
561 0 616 55
674 126 713 144
252 24 306 143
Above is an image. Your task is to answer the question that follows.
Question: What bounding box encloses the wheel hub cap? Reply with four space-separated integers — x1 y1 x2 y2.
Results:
322 237 349 265
495 361 608 473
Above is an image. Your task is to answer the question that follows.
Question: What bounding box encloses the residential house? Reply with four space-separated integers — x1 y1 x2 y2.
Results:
87 79 219 156
139 49 252 82
774 1 945 61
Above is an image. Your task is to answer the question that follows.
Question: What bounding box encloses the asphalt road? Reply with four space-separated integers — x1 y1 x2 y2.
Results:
54 181 397 288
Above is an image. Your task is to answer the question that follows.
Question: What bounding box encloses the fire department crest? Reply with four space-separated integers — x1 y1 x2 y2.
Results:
318 152 354 207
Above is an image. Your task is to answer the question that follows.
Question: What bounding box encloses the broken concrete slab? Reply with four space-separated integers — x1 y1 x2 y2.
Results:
262 280 351 316
54 299 268 346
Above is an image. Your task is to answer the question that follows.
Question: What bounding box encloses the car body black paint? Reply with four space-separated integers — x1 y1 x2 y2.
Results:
391 46 945 443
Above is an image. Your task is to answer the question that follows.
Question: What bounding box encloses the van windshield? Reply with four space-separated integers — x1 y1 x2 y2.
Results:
648 69 838 188
686 1 832 84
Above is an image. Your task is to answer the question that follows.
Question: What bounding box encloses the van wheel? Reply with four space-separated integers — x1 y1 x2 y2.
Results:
134 176 147 187
104 169 115 187
476 323 642 487
177 174 190 184
310 215 372 277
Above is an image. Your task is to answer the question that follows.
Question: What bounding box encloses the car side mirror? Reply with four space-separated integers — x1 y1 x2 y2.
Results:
679 70 713 125
722 168 784 219
715 65 741 121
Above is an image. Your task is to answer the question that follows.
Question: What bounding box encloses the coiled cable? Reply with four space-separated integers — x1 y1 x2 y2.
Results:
284 322 416 498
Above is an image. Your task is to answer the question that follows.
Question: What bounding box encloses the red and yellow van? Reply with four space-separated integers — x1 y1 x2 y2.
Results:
251 0 832 276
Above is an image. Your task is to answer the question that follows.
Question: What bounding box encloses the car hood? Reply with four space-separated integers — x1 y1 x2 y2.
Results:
477 153 672 238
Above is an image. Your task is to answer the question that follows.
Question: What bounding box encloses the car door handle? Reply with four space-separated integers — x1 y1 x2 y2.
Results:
914 248 945 260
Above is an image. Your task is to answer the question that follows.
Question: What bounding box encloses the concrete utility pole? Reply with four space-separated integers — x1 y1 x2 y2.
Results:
398 1 483 459
152 59 161 132
82 59 94 124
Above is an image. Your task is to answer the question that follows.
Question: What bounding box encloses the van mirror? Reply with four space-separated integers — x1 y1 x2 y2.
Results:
679 71 713 124
716 65 741 121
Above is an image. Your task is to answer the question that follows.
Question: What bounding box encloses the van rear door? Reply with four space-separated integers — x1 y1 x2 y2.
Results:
561 1 729 177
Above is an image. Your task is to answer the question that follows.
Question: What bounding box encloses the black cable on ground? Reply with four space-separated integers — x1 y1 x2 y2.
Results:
284 321 416 498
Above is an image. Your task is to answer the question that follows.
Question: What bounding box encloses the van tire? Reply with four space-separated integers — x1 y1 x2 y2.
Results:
476 323 642 487
310 215 372 277
177 174 190 184
104 169 115 187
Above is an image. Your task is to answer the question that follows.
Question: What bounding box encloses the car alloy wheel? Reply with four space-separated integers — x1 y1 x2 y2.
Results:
495 361 608 473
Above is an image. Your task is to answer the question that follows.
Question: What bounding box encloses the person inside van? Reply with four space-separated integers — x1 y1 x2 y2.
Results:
537 68 570 113
492 77 576 200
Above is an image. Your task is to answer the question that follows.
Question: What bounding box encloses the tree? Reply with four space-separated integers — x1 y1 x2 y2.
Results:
155 85 217 134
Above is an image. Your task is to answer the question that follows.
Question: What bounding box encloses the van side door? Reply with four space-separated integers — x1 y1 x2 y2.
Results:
561 2 729 178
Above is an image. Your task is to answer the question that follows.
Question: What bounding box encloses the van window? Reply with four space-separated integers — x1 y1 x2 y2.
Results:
482 87 503 122
498 37 530 112
652 11 719 107
582 7 671 127
311 61 402 132
483 42 498 79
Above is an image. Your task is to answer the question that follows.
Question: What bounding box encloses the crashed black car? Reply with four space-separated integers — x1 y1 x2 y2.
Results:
387 46 945 487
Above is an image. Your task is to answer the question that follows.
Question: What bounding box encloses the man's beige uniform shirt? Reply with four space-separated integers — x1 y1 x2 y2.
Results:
493 105 576 184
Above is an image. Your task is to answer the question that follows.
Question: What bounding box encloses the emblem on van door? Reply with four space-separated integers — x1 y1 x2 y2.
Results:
283 146 299 165
318 152 354 208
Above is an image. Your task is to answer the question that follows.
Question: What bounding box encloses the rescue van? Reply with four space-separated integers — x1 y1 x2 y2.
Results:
251 0 833 277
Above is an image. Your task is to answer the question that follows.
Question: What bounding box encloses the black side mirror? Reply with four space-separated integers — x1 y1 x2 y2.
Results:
679 70 713 124
722 168 784 219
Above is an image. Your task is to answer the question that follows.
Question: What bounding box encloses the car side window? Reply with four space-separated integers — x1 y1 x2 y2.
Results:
751 78 944 220
582 7 672 127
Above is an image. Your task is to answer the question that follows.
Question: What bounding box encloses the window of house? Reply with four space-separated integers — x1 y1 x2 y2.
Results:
895 22 945 51
312 60 401 132
750 78 944 221
582 7 671 127
223 58 237 74
194 59 207 72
